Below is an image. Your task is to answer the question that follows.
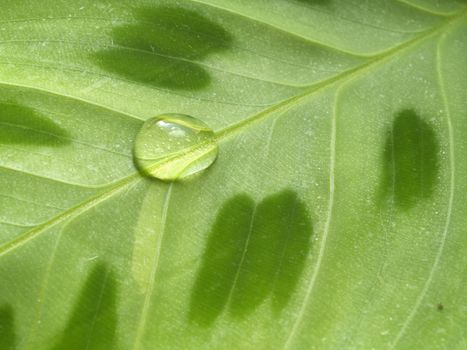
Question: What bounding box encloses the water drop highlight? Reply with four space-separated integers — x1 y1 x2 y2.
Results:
133 114 218 180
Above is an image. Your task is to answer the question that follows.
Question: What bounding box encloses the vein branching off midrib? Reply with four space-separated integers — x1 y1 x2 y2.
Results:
388 24 457 350
218 7 467 139
0 7 465 262
0 38 303 88
283 9 465 349
283 79 338 350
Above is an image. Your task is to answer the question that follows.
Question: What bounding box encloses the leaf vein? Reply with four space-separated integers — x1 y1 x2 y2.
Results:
388 28 456 350
283 86 337 350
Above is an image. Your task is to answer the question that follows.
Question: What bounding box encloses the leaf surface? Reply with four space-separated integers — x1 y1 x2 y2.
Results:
1 1 467 349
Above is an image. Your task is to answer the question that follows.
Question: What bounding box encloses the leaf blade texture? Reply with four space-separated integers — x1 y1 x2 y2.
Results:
0 1 466 349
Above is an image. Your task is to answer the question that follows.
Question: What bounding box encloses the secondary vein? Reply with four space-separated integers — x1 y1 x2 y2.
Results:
283 85 337 350
388 26 457 350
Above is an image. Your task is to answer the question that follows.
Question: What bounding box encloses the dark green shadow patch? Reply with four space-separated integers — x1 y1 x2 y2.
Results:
269 190 313 313
0 304 16 350
0 103 70 146
380 109 439 210
230 190 313 318
189 194 255 326
52 262 118 350
93 6 232 91
189 189 312 326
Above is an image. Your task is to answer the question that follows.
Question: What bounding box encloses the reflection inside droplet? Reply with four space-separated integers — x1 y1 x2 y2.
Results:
133 114 218 181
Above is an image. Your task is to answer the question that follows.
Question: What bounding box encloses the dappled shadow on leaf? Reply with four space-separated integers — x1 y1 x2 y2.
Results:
379 109 439 210
93 6 232 91
189 189 313 326
0 304 16 350
189 194 255 327
0 103 70 146
52 262 118 350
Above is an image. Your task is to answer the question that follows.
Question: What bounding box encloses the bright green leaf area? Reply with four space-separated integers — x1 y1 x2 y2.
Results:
0 0 466 349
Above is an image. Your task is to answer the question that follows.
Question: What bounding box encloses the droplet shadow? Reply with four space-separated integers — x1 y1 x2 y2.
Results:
379 109 439 210
189 189 313 326
93 6 233 91
52 262 118 350
0 102 71 146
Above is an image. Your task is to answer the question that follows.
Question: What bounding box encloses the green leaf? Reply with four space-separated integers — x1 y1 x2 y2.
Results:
1 1 466 349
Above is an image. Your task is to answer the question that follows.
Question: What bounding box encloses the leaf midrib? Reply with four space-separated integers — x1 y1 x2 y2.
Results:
0 7 465 260
217 7 467 139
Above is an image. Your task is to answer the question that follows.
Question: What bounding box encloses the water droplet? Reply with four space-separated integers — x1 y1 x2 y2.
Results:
133 114 218 180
